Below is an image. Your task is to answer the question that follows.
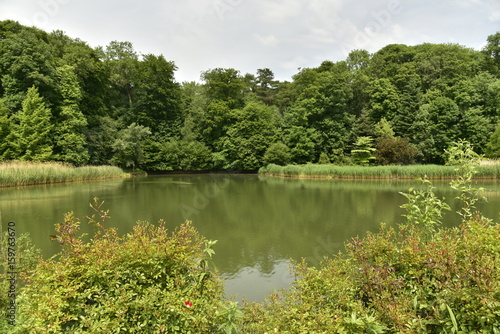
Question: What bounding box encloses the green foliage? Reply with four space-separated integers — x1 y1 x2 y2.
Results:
263 142 291 166
318 151 331 164
221 102 278 170
53 65 89 166
112 123 151 170
374 117 395 138
134 54 182 136
243 189 500 333
15 199 228 333
486 122 500 158
11 87 53 161
351 136 376 166
0 99 13 160
0 229 41 329
201 68 245 109
146 140 213 171
0 161 125 187
370 78 401 122
399 178 451 237
445 140 485 221
375 136 419 165
285 126 319 164
0 21 499 170
0 28 57 111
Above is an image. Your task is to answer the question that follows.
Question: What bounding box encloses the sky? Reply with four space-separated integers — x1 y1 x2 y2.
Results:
0 0 499 83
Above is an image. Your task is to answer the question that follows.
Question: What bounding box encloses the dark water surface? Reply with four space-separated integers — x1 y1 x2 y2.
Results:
1 174 499 301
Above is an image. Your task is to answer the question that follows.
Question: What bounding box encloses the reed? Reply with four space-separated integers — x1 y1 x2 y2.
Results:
0 161 128 187
259 163 500 179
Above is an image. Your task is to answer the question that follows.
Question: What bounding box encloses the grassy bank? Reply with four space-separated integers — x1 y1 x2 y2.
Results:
259 162 500 179
0 161 128 187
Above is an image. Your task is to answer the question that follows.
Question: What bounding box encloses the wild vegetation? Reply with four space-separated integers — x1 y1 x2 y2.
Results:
259 162 500 179
0 20 499 171
0 161 126 187
0 143 498 333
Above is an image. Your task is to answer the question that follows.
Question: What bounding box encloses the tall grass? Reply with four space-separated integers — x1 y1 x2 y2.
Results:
0 161 128 187
259 163 500 179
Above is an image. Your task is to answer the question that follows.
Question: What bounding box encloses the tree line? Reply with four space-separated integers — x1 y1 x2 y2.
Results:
0 20 499 170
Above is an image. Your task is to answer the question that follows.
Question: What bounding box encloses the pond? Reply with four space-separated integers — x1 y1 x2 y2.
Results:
1 174 499 302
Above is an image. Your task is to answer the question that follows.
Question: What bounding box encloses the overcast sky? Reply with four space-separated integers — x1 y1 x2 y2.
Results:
1 0 499 82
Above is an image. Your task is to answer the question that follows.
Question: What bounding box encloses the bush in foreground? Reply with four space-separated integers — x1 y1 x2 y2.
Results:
4 140 499 333
13 199 230 333
242 216 500 333
243 141 500 333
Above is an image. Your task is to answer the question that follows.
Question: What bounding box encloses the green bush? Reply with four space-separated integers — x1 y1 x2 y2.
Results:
263 142 291 166
0 229 40 331
375 136 420 165
242 215 500 333
245 142 500 333
13 199 229 333
4 140 500 333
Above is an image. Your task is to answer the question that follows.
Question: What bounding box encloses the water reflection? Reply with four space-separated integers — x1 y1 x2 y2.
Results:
222 260 294 302
0 175 499 302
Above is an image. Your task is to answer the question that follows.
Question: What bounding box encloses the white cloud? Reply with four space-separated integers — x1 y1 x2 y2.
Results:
256 0 303 23
0 0 497 82
489 1 500 21
254 34 280 47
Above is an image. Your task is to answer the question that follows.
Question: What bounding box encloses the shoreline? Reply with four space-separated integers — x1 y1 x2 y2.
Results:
258 163 500 180
0 161 130 188
259 173 500 180
0 173 131 189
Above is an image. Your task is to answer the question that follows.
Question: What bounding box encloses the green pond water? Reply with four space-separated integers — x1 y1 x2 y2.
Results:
1 174 499 302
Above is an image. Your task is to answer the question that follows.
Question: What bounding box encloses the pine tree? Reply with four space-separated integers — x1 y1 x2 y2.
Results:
54 65 89 165
13 86 54 161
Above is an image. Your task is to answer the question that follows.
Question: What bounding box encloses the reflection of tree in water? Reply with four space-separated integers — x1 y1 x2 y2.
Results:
0 179 127 257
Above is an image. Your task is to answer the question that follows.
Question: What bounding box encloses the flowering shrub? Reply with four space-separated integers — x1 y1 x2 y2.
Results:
14 199 228 333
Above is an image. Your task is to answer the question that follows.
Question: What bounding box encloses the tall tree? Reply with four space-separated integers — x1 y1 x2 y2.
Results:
98 41 139 114
53 65 89 165
134 54 182 138
483 32 500 70
12 86 54 161
369 78 401 122
418 93 461 163
49 30 110 119
222 102 278 170
201 68 245 109
112 123 151 170
255 68 278 105
0 29 57 111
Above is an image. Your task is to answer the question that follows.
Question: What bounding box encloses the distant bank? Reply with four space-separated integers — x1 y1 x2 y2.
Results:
259 162 500 180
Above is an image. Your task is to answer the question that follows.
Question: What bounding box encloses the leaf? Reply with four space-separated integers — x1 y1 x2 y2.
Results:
446 304 458 332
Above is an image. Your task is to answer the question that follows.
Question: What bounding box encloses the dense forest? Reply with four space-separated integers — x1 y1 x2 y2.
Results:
0 20 499 171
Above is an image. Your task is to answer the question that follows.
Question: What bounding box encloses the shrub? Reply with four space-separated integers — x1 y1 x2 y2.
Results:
375 136 419 165
245 141 500 333
243 212 500 333
0 229 40 330
351 136 376 166
263 142 291 166
14 199 228 333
